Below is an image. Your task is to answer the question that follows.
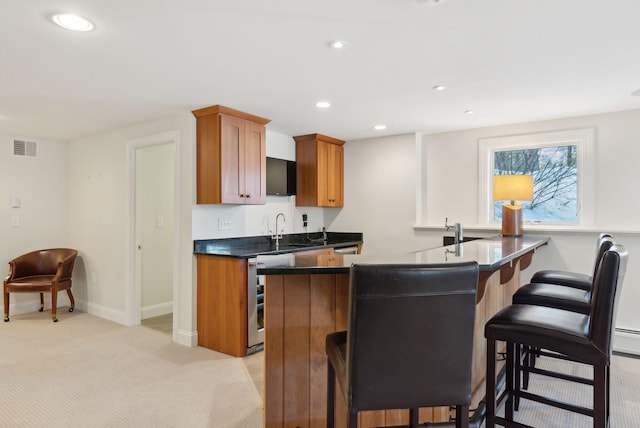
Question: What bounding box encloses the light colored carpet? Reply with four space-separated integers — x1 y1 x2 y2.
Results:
3 311 640 427
490 353 640 427
0 311 263 428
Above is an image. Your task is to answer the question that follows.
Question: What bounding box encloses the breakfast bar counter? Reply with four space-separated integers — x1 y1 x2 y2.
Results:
257 236 548 428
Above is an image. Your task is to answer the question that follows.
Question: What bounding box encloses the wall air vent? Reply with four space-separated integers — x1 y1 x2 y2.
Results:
13 139 37 157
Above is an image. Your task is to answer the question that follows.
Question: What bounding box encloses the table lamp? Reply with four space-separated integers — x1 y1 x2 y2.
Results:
493 174 533 237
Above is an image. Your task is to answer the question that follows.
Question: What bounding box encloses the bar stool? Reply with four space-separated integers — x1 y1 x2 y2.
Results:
326 262 479 428
485 245 628 428
528 233 612 291
512 236 614 392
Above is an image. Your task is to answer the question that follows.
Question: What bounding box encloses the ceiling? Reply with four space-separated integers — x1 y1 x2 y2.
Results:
2 0 640 142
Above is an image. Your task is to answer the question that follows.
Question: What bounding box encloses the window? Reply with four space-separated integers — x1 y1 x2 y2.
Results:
479 128 594 227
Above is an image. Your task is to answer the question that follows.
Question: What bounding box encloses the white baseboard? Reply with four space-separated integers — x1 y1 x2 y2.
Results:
176 329 198 347
141 301 173 320
614 329 640 356
85 301 128 325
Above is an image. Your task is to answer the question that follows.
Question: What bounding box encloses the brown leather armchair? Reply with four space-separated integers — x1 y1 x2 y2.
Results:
3 248 78 322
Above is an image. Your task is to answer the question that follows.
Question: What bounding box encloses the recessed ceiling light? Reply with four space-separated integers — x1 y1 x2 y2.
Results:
51 13 95 32
433 85 448 92
464 110 476 115
316 101 331 109
374 125 387 131
329 40 348 49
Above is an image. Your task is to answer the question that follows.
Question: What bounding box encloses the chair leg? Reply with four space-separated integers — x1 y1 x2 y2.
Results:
505 341 515 422
594 364 607 428
3 288 8 322
409 408 419 428
348 411 358 428
51 289 58 322
39 293 44 312
67 289 75 312
606 364 610 419
486 338 497 428
327 361 335 428
514 343 521 411
455 405 469 428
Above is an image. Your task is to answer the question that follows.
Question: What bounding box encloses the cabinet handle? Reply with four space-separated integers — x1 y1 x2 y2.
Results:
245 194 251 198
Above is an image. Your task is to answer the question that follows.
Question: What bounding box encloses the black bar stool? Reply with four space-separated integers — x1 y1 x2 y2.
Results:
528 233 612 291
485 245 628 428
512 235 615 394
326 262 479 428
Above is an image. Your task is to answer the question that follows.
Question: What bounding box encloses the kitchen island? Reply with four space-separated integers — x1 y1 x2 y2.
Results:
257 235 548 428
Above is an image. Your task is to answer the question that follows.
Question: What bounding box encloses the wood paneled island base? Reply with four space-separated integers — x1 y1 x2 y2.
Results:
260 237 547 427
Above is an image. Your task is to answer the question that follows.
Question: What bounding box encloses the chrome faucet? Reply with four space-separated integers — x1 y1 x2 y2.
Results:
270 213 285 249
445 218 464 245
322 226 328 244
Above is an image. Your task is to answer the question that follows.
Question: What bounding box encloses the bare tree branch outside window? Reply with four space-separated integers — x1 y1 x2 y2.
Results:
494 145 578 222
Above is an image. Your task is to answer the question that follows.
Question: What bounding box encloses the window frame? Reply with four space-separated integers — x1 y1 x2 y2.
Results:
478 128 595 228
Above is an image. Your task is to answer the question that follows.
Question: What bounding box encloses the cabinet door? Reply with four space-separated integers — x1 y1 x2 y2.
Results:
220 114 246 204
243 120 266 205
317 141 330 206
317 141 344 207
327 143 344 207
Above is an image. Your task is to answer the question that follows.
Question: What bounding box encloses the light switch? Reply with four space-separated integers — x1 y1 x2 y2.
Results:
156 216 164 227
11 196 20 208
218 218 232 230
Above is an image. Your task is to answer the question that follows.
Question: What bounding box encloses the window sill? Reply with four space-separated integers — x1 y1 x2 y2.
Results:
413 224 640 235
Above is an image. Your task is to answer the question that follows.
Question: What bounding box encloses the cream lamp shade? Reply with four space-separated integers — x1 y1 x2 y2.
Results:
493 174 533 237
493 175 534 204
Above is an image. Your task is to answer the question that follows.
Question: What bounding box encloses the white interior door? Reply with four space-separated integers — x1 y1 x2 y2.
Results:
135 142 176 321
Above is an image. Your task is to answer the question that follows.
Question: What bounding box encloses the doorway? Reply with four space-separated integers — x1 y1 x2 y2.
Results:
136 142 175 325
127 130 180 338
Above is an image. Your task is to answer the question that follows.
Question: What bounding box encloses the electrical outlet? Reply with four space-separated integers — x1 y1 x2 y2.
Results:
11 217 20 227
91 273 97 284
302 214 308 228
218 218 232 230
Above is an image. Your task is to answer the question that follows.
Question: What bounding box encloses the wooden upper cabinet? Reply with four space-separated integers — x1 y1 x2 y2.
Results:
192 105 269 205
294 133 345 207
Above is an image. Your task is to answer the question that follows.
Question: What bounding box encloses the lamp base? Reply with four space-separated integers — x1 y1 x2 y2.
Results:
501 204 524 237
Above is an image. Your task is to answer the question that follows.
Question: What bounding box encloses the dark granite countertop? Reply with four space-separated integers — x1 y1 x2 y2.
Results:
193 232 363 258
256 235 548 275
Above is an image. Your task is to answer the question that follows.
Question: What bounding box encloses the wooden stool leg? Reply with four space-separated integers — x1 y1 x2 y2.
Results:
505 342 515 422
3 287 9 322
67 289 75 312
594 364 607 428
327 361 336 428
51 288 58 322
455 405 469 428
409 408 419 428
514 343 521 411
486 338 497 428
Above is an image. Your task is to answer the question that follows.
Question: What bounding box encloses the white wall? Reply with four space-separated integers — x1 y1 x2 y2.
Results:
330 133 445 255
0 135 69 315
67 114 195 346
330 108 640 353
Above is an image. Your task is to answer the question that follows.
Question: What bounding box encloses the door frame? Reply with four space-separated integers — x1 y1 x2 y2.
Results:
126 130 181 339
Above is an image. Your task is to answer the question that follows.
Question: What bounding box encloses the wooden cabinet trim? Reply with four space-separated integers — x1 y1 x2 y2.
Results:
192 104 271 125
